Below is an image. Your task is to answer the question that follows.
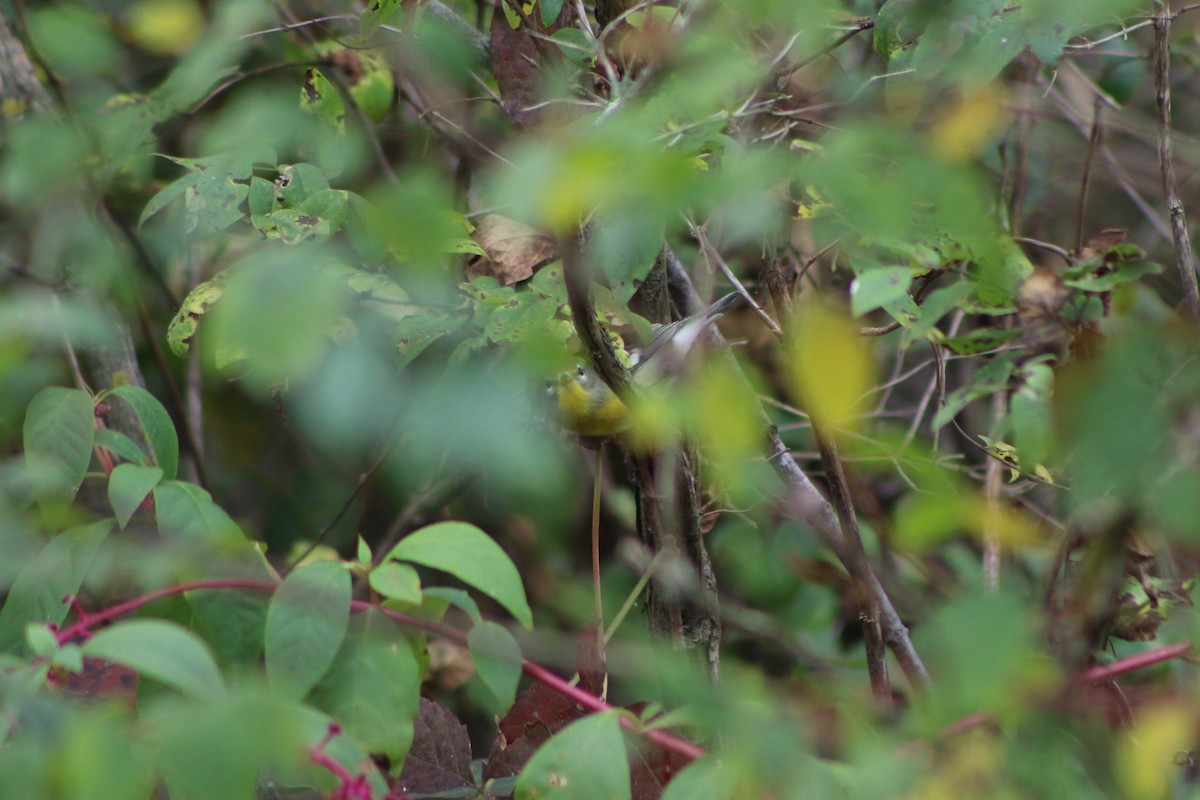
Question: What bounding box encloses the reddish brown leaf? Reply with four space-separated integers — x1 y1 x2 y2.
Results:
625 701 690 800
394 698 475 795
53 657 138 707
483 682 587 781
488 0 568 127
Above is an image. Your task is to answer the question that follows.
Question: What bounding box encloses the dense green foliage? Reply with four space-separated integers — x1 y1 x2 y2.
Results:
2 0 1200 797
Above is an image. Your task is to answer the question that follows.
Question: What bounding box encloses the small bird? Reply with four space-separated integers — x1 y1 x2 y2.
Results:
552 292 738 437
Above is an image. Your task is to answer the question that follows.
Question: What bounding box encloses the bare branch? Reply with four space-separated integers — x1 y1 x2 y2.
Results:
1153 2 1200 323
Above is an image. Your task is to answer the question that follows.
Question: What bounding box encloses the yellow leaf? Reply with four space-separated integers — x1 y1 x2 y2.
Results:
684 360 762 497
1118 703 1193 799
125 0 204 57
928 84 1011 162
783 301 875 434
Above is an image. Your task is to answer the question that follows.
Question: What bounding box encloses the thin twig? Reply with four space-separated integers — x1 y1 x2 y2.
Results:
371 472 464 566
685 217 784 337
982 372 1008 592
1153 2 1200 323
1014 236 1073 264
285 445 394 574
777 17 875 83
1008 56 1038 236
1064 4 1200 51
1075 97 1104 254
591 448 604 625
1041 77 1173 242
575 0 622 103
240 14 355 39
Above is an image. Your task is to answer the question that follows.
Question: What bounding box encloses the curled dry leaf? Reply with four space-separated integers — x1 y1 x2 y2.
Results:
467 214 559 286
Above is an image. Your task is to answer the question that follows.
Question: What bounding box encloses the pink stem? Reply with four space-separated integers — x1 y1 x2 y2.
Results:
56 579 707 764
1079 642 1192 684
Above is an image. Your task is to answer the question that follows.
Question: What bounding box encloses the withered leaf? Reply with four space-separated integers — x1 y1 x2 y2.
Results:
467 214 558 286
483 682 586 783
488 0 572 127
394 698 475 795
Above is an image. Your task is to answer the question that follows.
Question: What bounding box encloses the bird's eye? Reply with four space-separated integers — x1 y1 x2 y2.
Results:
576 365 586 377
544 379 553 390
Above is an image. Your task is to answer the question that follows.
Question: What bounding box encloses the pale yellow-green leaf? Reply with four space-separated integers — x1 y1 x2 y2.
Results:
784 302 874 434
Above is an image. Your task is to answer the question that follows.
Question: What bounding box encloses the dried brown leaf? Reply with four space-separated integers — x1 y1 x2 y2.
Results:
394 698 475 795
467 214 558 286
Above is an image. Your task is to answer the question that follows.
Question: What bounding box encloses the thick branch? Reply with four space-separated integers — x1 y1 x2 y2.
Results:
560 228 634 398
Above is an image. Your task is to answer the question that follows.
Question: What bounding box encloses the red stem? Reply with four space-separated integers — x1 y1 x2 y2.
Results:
1079 642 1192 684
56 578 707 764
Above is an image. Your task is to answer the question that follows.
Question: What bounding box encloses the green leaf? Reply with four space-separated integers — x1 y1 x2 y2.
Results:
1010 360 1055 468
361 0 402 38
389 522 533 629
56 700 158 800
247 175 277 218
108 464 163 528
25 622 60 657
395 312 466 369
591 214 663 302
206 250 350 389
94 428 146 466
934 326 1021 356
105 385 179 480
300 68 346 133
850 266 914 317
265 561 351 699
932 354 1016 430
276 162 331 206
153 481 247 546
483 294 559 345
421 587 483 625
660 757 740 800
370 561 422 604
910 281 972 339
1064 260 1163 292
188 589 268 668
551 28 596 68
159 689 305 800
140 150 273 238
0 520 112 653
84 619 225 700
515 711 631 800
356 536 373 566
873 0 917 60
539 0 564 26
23 386 95 501
468 621 522 709
345 49 395 123
166 273 228 358
310 609 421 762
